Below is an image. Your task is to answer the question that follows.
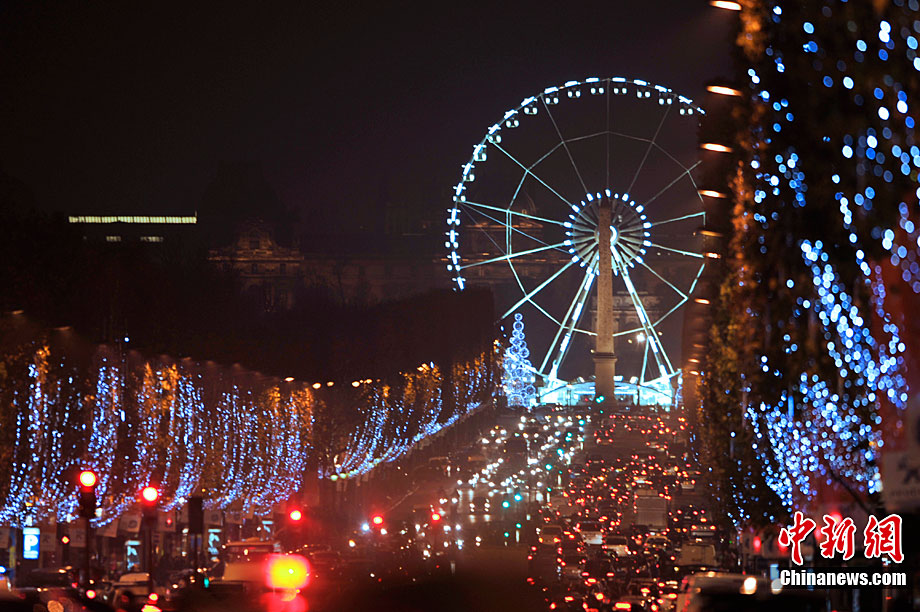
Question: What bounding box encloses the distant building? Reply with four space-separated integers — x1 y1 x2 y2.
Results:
67 214 198 245
208 221 304 311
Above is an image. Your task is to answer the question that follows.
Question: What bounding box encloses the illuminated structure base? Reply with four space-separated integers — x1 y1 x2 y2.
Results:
593 352 617 402
539 375 675 408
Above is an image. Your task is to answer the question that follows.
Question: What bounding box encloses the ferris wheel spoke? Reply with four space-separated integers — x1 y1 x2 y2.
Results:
542 263 597 379
640 340 650 386
459 241 569 270
461 199 566 226
612 251 674 379
649 211 705 227
638 260 688 300
625 104 672 196
647 242 705 259
464 204 557 249
541 96 589 194
490 141 572 207
643 160 703 208
501 260 577 320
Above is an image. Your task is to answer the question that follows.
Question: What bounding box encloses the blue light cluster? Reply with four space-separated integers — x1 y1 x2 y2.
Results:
722 0 919 516
321 354 495 480
0 339 496 526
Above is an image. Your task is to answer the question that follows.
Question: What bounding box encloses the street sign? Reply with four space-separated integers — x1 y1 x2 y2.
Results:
120 513 141 533
22 528 40 560
882 451 920 511
205 509 222 527
69 524 86 548
39 531 56 553
882 394 920 511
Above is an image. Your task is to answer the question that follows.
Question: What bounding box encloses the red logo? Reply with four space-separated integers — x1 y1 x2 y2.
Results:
778 512 904 564
818 514 856 561
778 511 816 565
864 514 903 563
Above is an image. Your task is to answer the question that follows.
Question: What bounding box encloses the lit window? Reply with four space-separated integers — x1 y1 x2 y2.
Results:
105 235 122 242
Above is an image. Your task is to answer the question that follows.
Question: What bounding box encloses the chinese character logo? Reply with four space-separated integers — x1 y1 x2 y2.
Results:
778 511 816 565
864 514 903 563
818 514 856 561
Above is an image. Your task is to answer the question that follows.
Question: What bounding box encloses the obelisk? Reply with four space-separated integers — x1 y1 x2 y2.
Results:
594 196 617 402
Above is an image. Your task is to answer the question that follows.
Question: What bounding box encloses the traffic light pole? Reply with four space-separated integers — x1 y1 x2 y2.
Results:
84 516 93 584
145 523 153 594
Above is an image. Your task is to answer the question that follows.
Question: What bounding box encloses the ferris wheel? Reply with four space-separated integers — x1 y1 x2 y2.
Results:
446 77 708 395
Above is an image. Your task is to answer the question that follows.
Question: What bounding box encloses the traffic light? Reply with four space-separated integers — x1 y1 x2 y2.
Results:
289 509 303 523
140 485 159 525
430 512 442 523
78 470 97 519
371 514 384 527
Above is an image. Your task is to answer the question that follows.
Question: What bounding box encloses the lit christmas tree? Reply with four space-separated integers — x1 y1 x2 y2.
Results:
503 313 536 408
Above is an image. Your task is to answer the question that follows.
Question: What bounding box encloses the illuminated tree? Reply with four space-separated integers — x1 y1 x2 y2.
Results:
503 313 536 408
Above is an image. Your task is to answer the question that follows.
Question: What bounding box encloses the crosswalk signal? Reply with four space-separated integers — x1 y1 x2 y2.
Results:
78 470 97 519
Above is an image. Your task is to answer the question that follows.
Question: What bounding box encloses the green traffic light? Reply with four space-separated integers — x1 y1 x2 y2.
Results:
503 531 510 538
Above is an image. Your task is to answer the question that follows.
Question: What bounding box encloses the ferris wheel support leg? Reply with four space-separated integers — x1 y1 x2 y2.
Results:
594 196 617 403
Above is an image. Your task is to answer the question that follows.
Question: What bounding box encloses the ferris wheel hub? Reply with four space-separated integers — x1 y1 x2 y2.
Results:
567 192 650 272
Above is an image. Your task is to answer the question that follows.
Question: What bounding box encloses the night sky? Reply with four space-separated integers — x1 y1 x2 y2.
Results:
0 1 733 229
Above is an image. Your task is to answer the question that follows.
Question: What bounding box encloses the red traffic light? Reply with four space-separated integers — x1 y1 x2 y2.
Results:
141 486 159 503
289 509 303 522
371 514 384 526
78 470 97 488
430 512 441 522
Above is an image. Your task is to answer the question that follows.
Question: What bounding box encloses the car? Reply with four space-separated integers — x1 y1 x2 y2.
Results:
110 572 159 610
674 572 769 612
645 534 670 552
14 567 79 594
602 534 631 557
575 520 604 546
470 495 490 514
307 550 343 580
538 524 564 545
560 554 587 582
